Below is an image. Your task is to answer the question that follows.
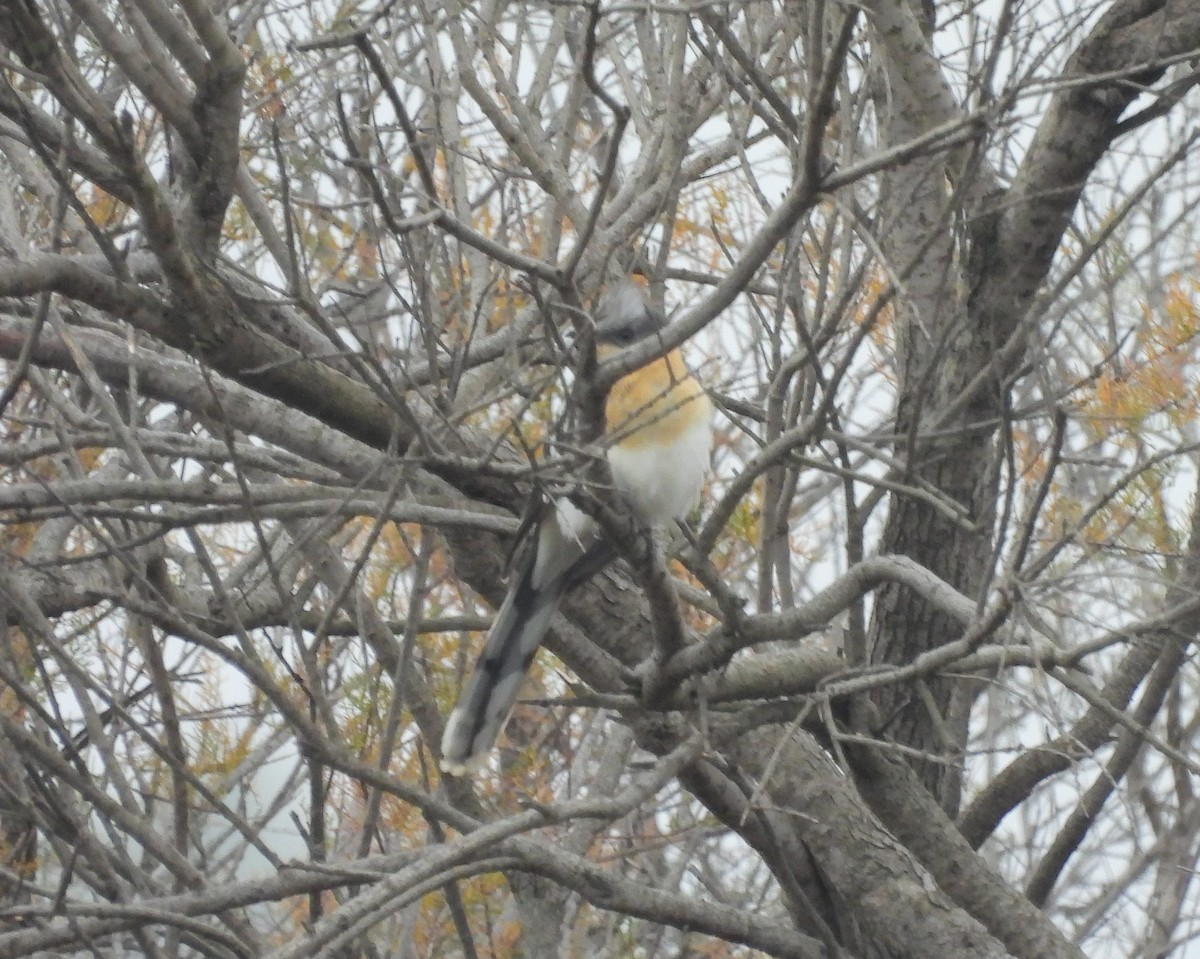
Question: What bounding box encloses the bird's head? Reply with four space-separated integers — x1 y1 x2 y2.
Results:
593 282 667 356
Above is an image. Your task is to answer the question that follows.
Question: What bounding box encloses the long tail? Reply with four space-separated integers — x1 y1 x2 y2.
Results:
439 508 616 776
439 551 569 775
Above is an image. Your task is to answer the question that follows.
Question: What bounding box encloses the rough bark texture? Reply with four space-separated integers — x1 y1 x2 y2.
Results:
861 0 1200 814
1 0 1199 956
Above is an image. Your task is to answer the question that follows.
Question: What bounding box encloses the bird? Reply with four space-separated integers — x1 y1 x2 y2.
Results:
439 281 714 775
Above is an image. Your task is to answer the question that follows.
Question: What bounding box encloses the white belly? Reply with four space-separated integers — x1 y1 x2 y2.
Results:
606 406 712 524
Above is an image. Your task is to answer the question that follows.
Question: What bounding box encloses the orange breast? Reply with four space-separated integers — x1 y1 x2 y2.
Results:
605 349 709 450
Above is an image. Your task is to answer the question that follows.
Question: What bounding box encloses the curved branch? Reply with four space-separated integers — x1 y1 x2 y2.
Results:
848 744 1085 959
960 487 1200 846
664 554 992 686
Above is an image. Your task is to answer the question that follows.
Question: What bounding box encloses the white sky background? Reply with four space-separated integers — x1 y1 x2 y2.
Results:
253 0 1200 935
18 0 1200 951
